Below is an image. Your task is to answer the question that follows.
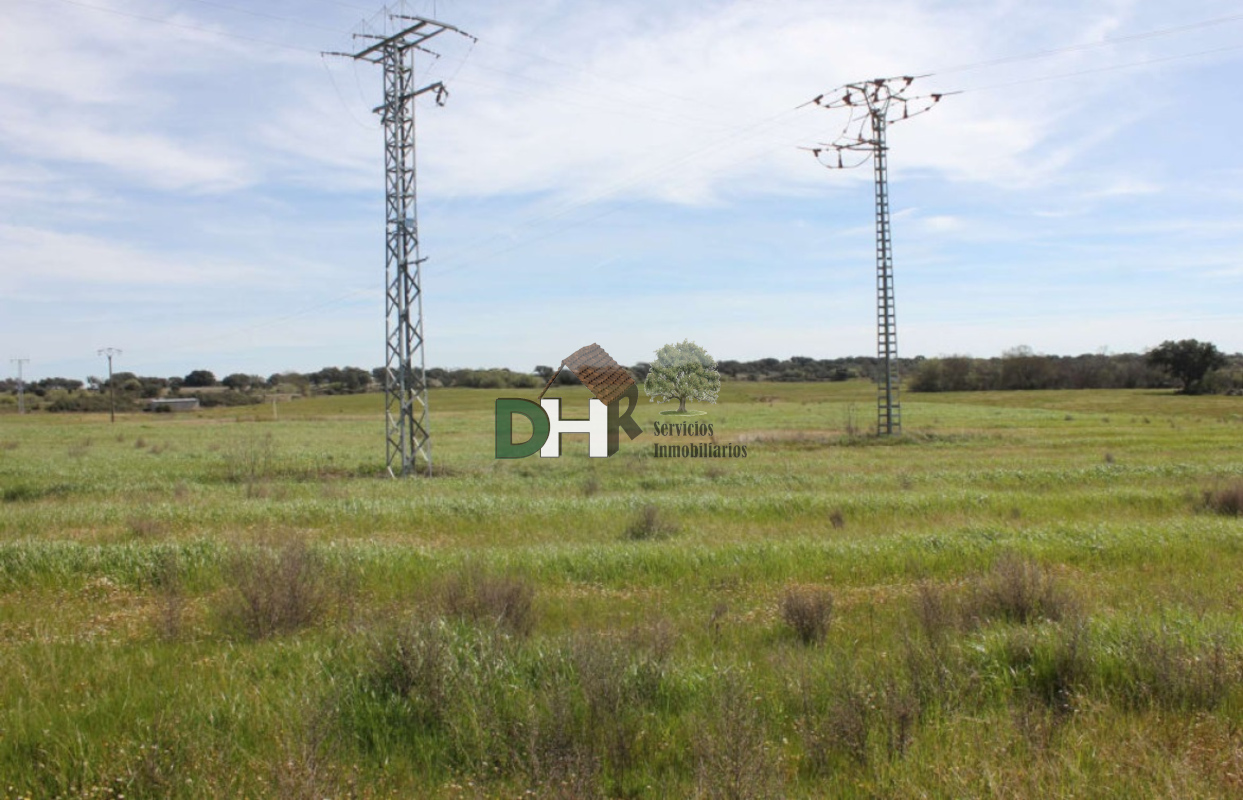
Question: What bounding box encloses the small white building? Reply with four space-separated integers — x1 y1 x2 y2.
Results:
147 398 200 412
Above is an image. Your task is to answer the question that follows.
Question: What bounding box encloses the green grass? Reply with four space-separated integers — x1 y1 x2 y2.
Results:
0 381 1241 797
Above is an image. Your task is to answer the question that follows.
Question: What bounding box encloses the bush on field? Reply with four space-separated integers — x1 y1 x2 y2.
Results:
694 671 782 800
780 585 834 645
439 567 537 637
624 505 679 541
217 538 335 639
965 553 1077 626
1203 481 1243 516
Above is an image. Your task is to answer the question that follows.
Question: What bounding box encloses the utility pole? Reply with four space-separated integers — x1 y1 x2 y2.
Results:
97 348 121 423
10 358 29 414
805 77 951 436
326 15 474 478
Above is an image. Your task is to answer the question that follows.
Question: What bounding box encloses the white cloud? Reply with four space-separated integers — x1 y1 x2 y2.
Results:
0 224 272 290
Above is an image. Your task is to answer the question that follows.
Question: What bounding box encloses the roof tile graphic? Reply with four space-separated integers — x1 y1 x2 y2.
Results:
545 343 636 406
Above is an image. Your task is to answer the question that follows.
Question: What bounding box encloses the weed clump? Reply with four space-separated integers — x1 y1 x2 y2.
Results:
694 672 781 800
221 433 277 496
1109 626 1236 711
153 551 185 641
440 567 536 637
218 538 333 639
128 514 167 539
966 553 1076 626
1000 623 1090 714
795 663 919 775
780 585 834 645
1203 481 1243 516
624 505 679 541
368 619 455 729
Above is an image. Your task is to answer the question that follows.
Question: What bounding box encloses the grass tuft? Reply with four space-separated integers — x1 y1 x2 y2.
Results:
1203 481 1243 516
780 585 834 645
440 567 537 637
623 505 679 541
966 553 1077 626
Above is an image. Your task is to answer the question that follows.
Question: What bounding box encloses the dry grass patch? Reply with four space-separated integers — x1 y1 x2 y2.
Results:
623 505 679 541
780 585 834 646
217 538 336 639
1203 481 1243 516
965 553 1078 626
440 567 536 637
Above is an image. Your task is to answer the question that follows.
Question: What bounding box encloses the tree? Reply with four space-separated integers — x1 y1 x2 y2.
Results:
183 370 217 388
222 373 253 391
644 340 721 413
1146 339 1226 394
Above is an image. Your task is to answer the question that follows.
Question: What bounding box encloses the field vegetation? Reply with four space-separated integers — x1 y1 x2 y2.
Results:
0 381 1241 797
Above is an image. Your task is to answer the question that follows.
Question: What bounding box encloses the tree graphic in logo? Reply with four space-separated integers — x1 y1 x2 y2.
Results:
644 340 721 415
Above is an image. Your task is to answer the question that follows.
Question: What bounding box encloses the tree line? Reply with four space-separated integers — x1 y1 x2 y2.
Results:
909 341 1242 395
3 341 1240 413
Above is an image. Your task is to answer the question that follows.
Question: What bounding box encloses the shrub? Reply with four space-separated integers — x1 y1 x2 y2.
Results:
1203 481 1243 516
218 538 332 639
570 624 674 793
965 553 1076 626
440 567 536 637
623 505 679 541
694 672 781 800
368 619 455 729
781 585 834 645
524 684 604 800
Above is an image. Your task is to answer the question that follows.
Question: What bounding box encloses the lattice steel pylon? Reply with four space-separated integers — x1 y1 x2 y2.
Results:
330 15 474 477
804 77 951 436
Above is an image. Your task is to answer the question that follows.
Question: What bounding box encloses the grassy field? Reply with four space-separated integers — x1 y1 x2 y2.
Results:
0 381 1241 798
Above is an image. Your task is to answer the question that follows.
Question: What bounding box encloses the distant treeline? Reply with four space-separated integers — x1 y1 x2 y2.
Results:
4 345 1243 413
909 347 1243 394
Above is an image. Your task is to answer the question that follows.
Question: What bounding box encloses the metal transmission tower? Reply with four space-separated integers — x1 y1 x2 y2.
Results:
331 15 474 477
805 77 949 436
10 358 29 414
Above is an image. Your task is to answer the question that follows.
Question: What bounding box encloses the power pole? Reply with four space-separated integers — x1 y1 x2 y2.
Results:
327 15 474 478
97 348 121 423
805 77 951 436
10 358 29 414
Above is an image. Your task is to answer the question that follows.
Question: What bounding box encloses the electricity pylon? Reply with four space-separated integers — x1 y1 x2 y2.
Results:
805 77 950 436
328 15 474 477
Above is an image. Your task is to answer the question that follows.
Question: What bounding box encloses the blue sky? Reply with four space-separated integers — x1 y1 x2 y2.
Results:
2 0 1241 382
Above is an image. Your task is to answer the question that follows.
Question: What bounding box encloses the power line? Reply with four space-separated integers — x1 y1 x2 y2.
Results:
958 42 1243 94
169 0 349 35
932 11 1243 75
44 0 323 54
